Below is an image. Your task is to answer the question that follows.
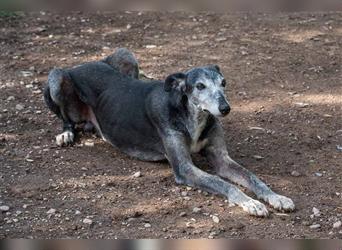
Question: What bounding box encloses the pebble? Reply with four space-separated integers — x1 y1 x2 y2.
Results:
75 210 81 215
47 208 56 214
333 221 341 229
144 223 151 228
291 170 301 177
302 220 310 226
15 104 24 111
21 71 33 77
7 96 15 101
179 212 187 217
146 45 157 49
83 218 93 225
295 102 309 108
193 207 202 213
132 171 141 178
0 205 10 212
253 155 264 160
212 215 220 223
181 191 188 196
310 224 321 229
84 141 94 147
312 207 320 217
315 172 323 177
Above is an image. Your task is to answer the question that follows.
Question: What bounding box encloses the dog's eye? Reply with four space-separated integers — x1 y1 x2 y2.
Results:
196 83 206 90
221 79 227 87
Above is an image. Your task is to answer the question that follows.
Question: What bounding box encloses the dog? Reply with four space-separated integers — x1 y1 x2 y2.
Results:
44 48 295 216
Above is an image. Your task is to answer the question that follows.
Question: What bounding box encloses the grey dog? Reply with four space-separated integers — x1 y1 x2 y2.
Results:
44 48 295 216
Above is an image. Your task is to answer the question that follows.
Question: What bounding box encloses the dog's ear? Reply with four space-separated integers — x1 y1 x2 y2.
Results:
164 72 186 92
206 64 221 74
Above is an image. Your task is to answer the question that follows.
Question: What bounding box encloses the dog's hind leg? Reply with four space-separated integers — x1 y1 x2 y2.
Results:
45 68 78 146
103 48 139 79
162 131 269 217
203 123 295 212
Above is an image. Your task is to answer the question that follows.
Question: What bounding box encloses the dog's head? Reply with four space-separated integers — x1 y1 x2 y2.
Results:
164 65 230 117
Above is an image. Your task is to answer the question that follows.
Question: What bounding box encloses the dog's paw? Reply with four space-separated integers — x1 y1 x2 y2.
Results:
241 199 269 217
56 131 74 147
265 194 295 212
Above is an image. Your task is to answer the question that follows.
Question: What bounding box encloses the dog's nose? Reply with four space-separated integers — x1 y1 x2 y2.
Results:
219 104 230 116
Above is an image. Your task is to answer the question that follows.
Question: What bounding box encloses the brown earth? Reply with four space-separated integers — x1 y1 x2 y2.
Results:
0 12 341 239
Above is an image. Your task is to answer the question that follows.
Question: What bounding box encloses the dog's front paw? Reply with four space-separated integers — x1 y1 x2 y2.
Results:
265 194 295 212
241 199 269 217
56 131 74 147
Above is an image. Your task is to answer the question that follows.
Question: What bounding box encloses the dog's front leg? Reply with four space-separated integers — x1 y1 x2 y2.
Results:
162 131 269 217
203 125 295 212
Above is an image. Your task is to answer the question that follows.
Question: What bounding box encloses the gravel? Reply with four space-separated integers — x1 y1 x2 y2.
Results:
132 171 141 178
46 208 56 214
83 218 93 225
333 221 341 229
193 207 202 213
212 215 220 223
0 205 10 212
310 224 321 229
15 104 24 111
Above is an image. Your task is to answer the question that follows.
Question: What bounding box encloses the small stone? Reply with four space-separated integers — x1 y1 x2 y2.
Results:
146 45 157 49
15 104 24 111
193 207 202 213
84 141 94 147
83 218 93 225
291 170 301 177
215 37 227 42
302 220 310 226
0 205 10 212
295 102 309 108
7 96 15 101
333 221 342 229
81 167 88 171
212 215 220 223
127 217 135 223
132 171 141 178
21 71 33 77
75 210 81 215
179 212 187 217
181 191 188 196
126 24 132 29
253 155 264 160
310 224 321 229
315 172 323 177
144 223 151 228
312 207 320 217
47 208 56 214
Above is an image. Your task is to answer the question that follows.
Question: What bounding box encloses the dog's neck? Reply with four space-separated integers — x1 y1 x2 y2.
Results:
185 101 209 142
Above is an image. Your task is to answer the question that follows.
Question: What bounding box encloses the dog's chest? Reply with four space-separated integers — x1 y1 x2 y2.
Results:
188 112 209 153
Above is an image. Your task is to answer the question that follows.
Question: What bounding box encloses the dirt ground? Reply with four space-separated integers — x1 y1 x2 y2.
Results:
0 12 341 239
